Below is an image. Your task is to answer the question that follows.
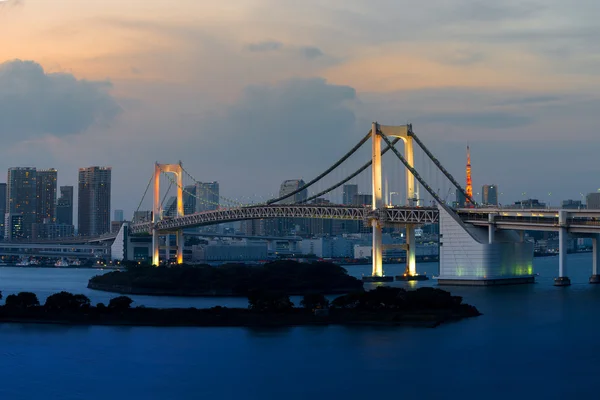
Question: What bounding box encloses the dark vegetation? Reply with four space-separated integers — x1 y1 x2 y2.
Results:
0 287 481 328
88 261 364 296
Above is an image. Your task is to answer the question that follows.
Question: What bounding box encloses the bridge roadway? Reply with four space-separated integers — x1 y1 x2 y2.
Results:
457 208 600 234
129 204 440 234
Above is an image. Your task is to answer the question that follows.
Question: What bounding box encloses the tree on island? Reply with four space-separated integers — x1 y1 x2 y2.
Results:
300 293 329 310
248 291 293 312
5 292 40 308
108 296 133 311
44 292 91 311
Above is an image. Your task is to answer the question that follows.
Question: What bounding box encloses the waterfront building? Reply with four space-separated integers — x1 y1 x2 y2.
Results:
0 182 6 239
78 166 111 236
36 169 57 223
196 182 220 212
56 186 74 226
114 209 124 222
586 193 600 209
342 184 358 205
561 199 584 209
482 184 498 206
7 167 37 238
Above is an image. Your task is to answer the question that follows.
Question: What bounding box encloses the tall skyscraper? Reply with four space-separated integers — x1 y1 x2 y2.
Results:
465 146 473 205
7 167 37 238
482 185 498 206
36 168 57 223
183 185 197 215
455 191 466 208
586 193 600 209
78 166 111 236
342 184 358 205
0 183 6 239
196 182 220 212
56 186 74 225
114 209 124 222
278 180 307 204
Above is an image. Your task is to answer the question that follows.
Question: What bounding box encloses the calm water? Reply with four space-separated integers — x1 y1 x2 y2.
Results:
1 254 599 399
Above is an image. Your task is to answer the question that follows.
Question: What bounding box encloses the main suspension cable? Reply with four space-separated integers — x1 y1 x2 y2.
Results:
299 137 401 204
408 126 477 206
266 130 373 205
133 173 154 221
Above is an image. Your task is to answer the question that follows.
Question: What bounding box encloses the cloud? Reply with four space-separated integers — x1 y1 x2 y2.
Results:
416 111 532 129
0 60 120 141
246 41 283 52
301 46 324 60
245 41 325 60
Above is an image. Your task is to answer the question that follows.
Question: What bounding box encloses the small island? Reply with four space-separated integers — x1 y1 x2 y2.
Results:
0 287 481 328
87 260 364 297
0 287 481 327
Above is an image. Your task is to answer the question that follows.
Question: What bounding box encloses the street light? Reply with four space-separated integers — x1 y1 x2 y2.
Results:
547 192 552 209
521 192 527 209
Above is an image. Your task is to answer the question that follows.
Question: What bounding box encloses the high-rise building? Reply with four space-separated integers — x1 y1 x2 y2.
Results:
352 193 372 206
183 185 197 215
7 167 37 238
163 196 177 217
78 166 111 236
342 184 358 205
278 180 307 204
482 185 498 206
0 183 6 239
56 186 74 226
562 199 584 209
586 193 600 209
455 191 466 208
4 214 24 240
36 168 57 223
196 182 220 212
114 209 124 222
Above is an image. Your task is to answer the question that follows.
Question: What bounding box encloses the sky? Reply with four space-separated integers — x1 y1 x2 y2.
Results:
2 0 600 217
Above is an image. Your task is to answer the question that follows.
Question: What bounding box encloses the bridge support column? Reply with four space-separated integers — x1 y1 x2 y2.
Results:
152 229 159 266
176 229 184 264
488 214 495 244
372 222 383 277
554 210 571 286
405 224 416 275
590 234 600 283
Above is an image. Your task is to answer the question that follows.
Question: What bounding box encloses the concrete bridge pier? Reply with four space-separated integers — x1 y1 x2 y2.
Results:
405 224 416 275
176 230 184 264
152 228 159 266
554 211 571 286
590 234 600 283
488 214 495 244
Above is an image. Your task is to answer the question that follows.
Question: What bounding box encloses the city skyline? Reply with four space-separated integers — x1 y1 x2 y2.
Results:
2 2 600 214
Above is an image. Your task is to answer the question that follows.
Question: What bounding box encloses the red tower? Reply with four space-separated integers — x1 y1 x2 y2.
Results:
466 145 473 205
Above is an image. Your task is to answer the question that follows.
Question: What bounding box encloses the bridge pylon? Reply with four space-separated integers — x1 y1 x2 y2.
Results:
366 123 419 281
152 162 185 266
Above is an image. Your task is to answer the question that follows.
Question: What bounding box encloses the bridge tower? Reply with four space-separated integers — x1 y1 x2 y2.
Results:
152 162 184 266
370 123 418 278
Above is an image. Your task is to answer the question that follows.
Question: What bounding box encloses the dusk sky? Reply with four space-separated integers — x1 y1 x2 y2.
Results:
2 0 600 216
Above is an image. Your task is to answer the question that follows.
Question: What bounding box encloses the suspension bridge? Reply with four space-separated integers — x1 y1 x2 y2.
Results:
115 122 600 287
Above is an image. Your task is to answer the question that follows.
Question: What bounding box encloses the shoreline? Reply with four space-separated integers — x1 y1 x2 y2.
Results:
0 308 479 329
86 282 361 297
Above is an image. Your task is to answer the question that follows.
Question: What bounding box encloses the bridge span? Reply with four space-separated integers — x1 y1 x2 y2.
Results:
123 122 596 287
129 205 439 234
